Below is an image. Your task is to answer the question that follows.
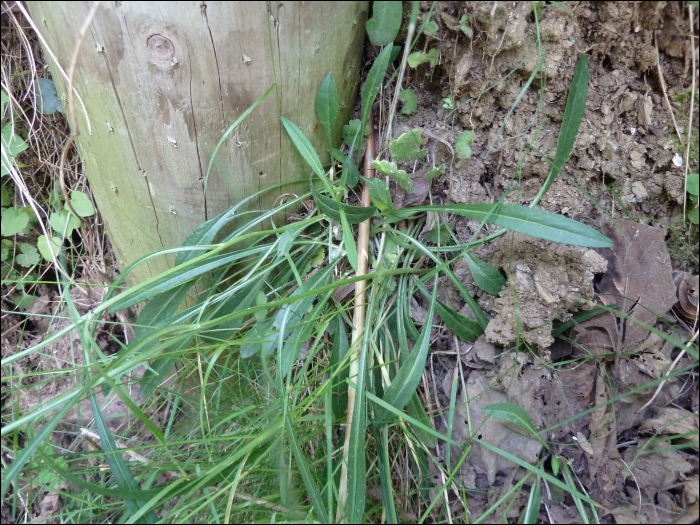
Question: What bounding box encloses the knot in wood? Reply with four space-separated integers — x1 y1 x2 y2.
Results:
147 34 174 61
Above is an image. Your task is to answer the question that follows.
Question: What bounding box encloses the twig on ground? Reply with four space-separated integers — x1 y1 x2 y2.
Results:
655 32 684 143
683 4 696 223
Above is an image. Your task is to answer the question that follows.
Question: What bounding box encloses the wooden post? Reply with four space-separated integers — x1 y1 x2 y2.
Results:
27 1 367 284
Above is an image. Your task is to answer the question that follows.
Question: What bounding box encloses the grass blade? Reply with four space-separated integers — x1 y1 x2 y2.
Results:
281 116 325 178
481 402 545 445
205 83 274 197
89 393 158 522
316 72 339 150
522 476 541 524
340 207 358 272
285 418 329 523
374 277 437 425
391 203 613 248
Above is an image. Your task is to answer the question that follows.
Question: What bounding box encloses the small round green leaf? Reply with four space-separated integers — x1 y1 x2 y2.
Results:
37 234 63 261
68 190 95 217
1 207 29 236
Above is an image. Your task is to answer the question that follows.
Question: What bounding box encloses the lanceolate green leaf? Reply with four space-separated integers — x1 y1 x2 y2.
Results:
553 54 588 177
481 402 545 445
464 252 505 295
360 44 393 138
434 298 482 342
311 186 376 224
416 280 482 342
366 1 403 46
539 54 589 198
364 177 394 212
281 116 325 178
391 203 613 248
316 72 339 149
374 278 437 425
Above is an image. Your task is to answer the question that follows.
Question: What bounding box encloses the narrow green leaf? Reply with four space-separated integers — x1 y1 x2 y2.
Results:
277 222 308 257
176 207 237 265
553 54 588 176
361 44 393 133
416 280 483 342
374 278 437 425
374 426 398 524
340 209 358 272
281 116 325 178
366 1 403 46
310 186 376 224
364 177 393 212
481 402 545 444
406 393 437 448
537 54 588 199
475 437 600 507
390 203 613 248
435 298 482 342
285 418 329 523
523 476 542 524
205 84 274 196
316 72 339 150
89 393 158 522
331 314 350 419
464 252 505 295
110 249 262 311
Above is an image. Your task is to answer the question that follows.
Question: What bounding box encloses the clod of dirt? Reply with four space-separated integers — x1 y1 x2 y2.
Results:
483 232 607 351
673 271 699 324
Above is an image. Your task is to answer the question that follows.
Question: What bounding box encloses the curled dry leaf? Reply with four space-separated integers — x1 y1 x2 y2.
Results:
673 271 699 324
572 221 676 355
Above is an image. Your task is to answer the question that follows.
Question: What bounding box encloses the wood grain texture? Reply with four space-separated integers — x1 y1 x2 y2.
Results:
28 1 367 284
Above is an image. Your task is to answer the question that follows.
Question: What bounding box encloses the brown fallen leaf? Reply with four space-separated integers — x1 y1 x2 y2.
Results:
639 406 699 446
392 169 431 209
572 221 676 356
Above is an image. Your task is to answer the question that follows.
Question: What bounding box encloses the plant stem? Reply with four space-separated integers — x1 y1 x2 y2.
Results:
337 113 375 521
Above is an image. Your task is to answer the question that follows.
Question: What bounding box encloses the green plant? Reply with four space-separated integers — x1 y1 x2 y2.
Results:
2 82 90 309
5 4 697 524
686 172 699 224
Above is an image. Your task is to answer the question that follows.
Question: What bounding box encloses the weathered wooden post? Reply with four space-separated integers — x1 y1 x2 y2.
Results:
28 1 366 284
